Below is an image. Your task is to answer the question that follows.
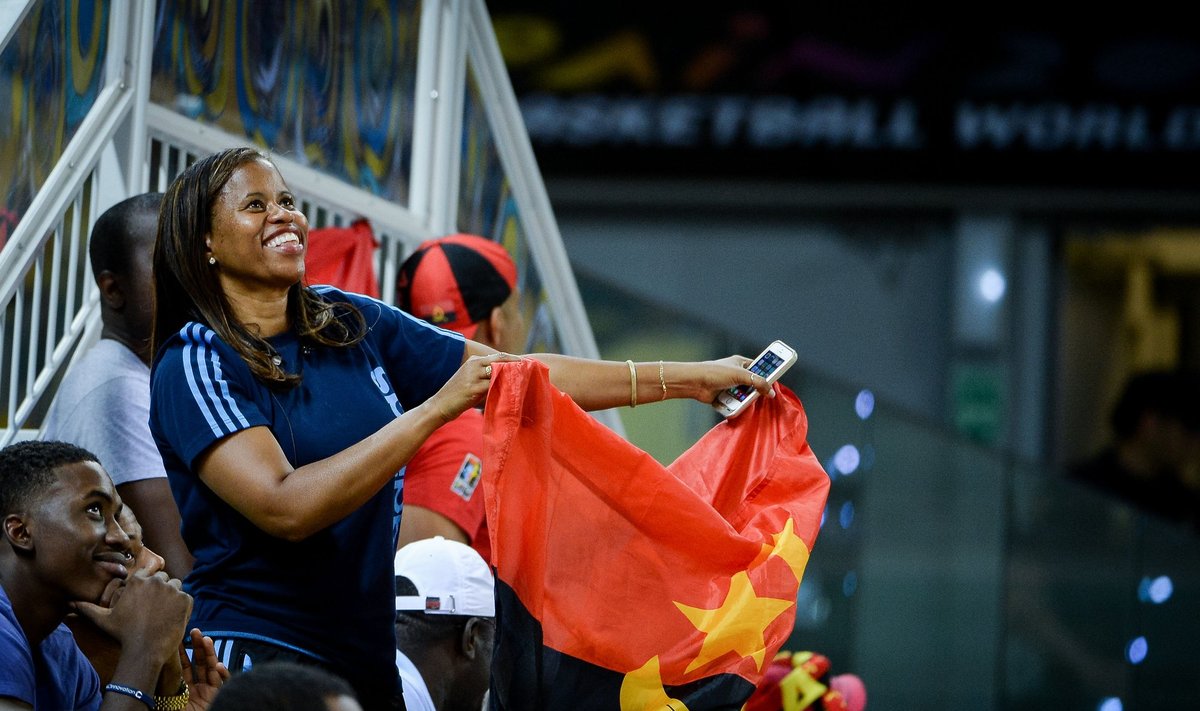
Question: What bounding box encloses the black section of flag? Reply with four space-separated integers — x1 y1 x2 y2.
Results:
488 578 755 711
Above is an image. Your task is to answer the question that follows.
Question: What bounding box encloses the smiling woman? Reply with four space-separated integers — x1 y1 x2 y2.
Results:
204 158 308 299
153 147 373 390
149 147 486 709
148 147 769 709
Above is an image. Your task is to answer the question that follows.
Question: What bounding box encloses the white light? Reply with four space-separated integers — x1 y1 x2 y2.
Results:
1148 576 1174 604
979 268 1006 303
855 389 875 420
1126 636 1148 665
833 444 860 475
1097 698 1123 711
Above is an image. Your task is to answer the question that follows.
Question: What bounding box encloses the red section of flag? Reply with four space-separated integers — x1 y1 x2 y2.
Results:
483 359 830 690
304 218 379 297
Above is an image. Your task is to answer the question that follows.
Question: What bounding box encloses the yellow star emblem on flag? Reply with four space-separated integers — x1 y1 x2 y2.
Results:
767 517 811 584
675 570 795 674
619 656 690 711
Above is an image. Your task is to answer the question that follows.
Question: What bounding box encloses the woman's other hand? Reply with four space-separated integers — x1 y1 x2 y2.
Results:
671 355 775 405
429 352 523 423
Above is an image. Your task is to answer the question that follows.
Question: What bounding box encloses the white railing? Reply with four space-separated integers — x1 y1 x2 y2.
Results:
0 174 99 443
463 0 597 363
1 0 619 443
0 2 153 444
0 0 36 53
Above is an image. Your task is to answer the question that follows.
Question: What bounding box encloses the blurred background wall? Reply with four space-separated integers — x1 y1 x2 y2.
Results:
487 7 1200 708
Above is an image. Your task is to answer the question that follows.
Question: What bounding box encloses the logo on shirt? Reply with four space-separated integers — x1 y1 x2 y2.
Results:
451 453 482 501
371 366 403 417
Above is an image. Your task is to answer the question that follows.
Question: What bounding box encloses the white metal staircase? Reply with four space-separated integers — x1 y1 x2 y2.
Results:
0 0 611 443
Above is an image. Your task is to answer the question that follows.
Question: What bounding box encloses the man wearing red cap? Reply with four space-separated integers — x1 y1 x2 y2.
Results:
395 234 526 562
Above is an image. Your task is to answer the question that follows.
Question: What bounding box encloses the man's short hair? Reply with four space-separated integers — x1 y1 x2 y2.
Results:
0 440 99 515
88 192 163 279
207 661 356 711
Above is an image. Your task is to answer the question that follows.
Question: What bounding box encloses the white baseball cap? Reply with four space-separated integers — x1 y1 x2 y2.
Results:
394 536 495 617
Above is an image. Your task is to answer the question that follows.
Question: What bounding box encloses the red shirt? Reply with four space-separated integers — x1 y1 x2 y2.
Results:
403 408 490 562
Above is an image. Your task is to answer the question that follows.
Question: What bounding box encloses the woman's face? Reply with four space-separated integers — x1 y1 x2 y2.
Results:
206 158 308 296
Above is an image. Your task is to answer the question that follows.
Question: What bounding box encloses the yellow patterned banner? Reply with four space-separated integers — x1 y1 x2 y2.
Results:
1 0 109 250
149 0 420 206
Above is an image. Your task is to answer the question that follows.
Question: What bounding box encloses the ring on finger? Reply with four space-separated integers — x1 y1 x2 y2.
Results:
484 364 493 377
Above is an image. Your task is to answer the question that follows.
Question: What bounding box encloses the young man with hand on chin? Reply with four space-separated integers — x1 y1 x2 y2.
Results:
0 441 224 710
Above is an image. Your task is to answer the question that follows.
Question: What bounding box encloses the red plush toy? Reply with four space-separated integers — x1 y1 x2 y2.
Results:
745 651 866 711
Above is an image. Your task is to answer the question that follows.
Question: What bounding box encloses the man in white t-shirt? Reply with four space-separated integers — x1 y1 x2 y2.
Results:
394 537 495 711
42 193 193 578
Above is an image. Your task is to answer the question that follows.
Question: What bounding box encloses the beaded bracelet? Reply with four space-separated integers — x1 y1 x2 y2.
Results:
104 683 155 709
657 360 667 400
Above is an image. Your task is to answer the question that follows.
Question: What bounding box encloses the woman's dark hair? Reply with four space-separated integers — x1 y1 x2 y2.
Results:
207 661 357 711
152 147 365 387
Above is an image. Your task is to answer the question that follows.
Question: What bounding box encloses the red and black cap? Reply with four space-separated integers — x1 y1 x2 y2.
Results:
397 234 518 339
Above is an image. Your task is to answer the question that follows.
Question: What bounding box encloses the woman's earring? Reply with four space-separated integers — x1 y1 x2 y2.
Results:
208 256 217 266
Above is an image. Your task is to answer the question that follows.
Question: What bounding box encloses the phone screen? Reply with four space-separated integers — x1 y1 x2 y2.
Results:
726 350 788 402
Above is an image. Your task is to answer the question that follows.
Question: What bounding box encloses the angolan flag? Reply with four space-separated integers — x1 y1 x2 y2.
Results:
482 360 830 710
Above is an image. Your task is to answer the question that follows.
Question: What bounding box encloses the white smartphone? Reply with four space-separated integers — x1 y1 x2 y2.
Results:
712 340 798 418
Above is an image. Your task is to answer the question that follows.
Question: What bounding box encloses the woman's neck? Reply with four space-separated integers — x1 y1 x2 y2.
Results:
222 282 292 337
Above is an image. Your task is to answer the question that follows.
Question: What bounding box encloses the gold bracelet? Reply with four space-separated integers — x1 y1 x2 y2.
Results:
155 681 190 711
625 359 638 408
658 360 667 400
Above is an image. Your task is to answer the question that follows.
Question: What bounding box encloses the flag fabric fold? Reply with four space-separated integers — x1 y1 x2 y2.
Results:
483 360 830 710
